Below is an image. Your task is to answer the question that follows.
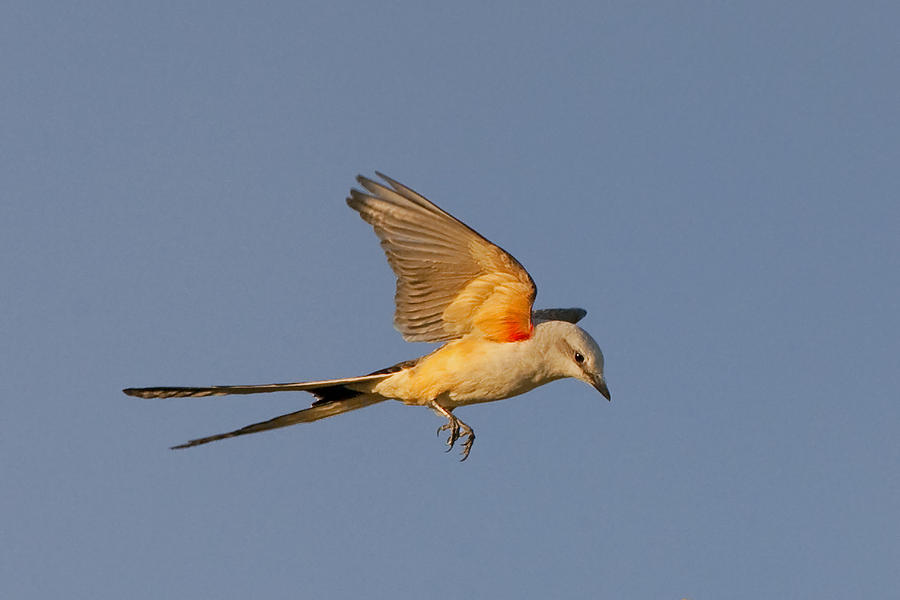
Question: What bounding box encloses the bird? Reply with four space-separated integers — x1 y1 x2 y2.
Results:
124 173 611 460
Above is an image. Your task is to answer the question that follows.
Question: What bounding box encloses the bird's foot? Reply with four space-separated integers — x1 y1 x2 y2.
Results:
430 402 476 461
436 421 460 448
457 421 475 462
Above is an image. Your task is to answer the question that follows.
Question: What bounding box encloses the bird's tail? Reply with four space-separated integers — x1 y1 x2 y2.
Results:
122 371 397 400
168 393 386 449
124 361 418 449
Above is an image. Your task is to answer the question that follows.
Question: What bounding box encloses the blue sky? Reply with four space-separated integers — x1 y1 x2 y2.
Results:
3 2 898 598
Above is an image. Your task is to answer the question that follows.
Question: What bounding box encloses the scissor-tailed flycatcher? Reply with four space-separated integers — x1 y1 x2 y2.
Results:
124 173 610 460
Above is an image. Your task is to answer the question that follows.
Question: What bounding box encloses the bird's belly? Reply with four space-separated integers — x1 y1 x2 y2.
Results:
444 371 542 406
375 337 554 408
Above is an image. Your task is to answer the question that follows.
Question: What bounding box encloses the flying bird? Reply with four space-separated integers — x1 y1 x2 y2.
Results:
124 173 610 460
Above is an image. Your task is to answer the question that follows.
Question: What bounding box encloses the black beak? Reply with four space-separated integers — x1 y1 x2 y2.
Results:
592 375 611 401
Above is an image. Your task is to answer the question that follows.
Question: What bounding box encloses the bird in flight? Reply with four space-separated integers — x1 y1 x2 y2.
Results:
124 173 611 460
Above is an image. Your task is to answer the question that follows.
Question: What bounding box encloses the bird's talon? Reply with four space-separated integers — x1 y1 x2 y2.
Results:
459 431 475 461
429 401 477 461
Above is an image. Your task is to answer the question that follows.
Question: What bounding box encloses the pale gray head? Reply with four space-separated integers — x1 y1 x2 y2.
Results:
533 320 611 400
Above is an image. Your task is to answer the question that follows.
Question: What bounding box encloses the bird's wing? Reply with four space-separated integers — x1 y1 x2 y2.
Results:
348 173 537 343
532 307 587 324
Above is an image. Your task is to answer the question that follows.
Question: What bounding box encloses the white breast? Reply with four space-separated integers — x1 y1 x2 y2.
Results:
442 337 561 407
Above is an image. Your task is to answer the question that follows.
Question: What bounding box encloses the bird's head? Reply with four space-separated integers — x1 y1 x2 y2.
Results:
534 320 610 400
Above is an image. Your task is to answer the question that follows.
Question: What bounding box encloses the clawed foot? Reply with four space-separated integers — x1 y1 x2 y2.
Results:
430 403 476 461
458 423 475 461
436 421 458 447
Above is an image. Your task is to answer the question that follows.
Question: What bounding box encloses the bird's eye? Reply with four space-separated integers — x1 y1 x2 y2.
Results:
574 351 585 364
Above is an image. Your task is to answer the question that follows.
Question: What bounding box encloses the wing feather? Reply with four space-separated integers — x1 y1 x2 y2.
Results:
347 173 537 343
532 307 588 324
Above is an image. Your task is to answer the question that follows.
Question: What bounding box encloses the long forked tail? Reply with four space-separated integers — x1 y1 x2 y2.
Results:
122 367 413 449
122 371 396 400
170 394 385 449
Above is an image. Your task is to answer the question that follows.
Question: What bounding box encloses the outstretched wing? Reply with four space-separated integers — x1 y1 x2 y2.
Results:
348 173 536 343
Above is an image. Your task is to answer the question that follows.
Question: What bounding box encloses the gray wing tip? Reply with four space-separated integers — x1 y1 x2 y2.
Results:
532 307 588 324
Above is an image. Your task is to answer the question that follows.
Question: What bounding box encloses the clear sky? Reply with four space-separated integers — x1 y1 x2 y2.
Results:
3 2 898 598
